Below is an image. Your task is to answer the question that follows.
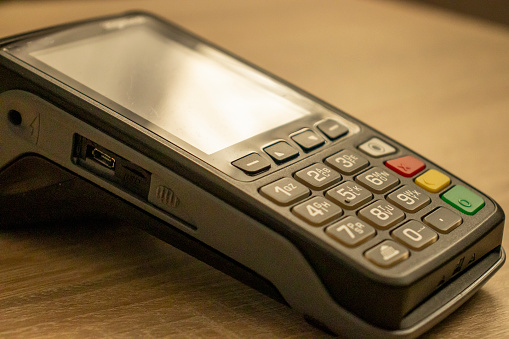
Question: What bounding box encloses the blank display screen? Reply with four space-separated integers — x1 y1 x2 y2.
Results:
29 25 310 154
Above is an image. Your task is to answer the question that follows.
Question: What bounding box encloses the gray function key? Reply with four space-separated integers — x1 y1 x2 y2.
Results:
358 200 405 229
325 150 369 175
264 141 299 164
325 181 373 210
292 197 343 226
291 129 325 152
232 153 270 175
387 185 430 213
260 178 310 206
294 163 341 190
358 137 396 158
355 167 400 194
317 119 348 140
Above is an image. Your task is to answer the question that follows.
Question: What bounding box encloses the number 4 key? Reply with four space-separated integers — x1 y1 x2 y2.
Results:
292 197 343 226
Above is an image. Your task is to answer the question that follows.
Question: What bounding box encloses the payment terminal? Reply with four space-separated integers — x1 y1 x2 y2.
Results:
0 12 504 338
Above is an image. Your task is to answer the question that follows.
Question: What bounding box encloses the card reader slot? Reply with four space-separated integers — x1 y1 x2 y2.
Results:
72 134 151 200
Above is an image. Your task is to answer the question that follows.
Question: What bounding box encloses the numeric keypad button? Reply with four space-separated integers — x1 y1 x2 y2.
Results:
326 216 376 247
358 200 405 229
260 178 310 206
294 163 341 190
325 181 373 210
392 220 438 250
292 197 343 226
324 150 369 175
387 185 430 213
355 167 400 194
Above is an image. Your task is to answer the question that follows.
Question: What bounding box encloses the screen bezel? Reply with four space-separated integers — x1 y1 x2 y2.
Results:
3 14 359 181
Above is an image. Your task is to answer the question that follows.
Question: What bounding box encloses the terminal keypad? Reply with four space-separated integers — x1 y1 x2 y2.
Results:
259 136 485 269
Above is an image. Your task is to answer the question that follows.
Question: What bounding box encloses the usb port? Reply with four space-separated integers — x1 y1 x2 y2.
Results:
73 134 151 200
90 147 116 170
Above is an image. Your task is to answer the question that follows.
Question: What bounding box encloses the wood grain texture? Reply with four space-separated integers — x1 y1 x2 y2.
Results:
0 0 508 337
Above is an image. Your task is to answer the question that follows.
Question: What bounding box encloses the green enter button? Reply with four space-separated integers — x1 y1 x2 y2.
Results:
441 185 485 215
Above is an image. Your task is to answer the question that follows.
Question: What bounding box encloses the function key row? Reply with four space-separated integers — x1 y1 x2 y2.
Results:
231 119 348 175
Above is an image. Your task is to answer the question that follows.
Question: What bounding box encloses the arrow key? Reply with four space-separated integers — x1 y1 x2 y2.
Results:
291 129 325 152
264 141 299 164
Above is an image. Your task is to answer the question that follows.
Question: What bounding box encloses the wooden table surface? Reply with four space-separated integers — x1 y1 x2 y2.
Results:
1 1 508 337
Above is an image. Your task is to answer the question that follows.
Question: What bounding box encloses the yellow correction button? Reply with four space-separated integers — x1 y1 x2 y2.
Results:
415 169 451 193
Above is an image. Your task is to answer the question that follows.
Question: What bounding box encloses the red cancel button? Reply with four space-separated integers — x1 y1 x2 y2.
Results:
385 156 425 177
